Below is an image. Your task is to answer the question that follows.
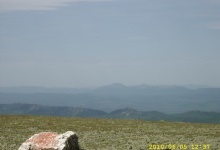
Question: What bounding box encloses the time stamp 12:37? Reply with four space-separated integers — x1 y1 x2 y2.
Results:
148 144 211 150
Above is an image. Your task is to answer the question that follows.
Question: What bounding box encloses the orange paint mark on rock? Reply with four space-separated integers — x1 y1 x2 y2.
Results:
27 132 58 148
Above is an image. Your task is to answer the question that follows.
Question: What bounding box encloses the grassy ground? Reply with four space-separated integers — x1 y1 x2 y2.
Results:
0 115 220 150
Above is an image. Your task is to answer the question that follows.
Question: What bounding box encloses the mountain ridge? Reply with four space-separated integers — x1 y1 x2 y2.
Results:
1 84 220 114
0 83 217 93
1 103 220 123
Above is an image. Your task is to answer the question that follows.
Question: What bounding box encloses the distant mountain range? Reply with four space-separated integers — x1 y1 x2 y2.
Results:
0 84 220 114
0 103 220 123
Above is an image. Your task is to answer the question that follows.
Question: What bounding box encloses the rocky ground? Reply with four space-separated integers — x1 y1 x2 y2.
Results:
0 115 220 150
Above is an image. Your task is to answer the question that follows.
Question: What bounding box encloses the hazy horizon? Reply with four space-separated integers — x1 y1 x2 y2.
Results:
1 0 220 88
0 82 218 89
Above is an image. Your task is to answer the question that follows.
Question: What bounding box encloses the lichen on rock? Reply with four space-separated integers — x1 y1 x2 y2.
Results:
18 131 79 150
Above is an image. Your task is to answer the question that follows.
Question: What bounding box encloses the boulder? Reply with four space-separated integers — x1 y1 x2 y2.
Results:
18 131 79 150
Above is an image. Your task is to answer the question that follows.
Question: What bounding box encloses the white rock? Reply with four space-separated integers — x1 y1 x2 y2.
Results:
18 131 79 150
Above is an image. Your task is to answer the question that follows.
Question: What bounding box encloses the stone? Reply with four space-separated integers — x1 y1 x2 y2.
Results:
18 131 79 150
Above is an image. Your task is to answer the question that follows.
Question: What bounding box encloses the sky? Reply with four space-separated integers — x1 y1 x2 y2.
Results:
0 0 220 88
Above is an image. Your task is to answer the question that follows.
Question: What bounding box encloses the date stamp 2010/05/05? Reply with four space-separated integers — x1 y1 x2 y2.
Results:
148 144 210 150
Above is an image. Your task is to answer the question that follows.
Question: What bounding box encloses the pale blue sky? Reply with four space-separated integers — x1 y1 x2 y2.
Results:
0 0 220 87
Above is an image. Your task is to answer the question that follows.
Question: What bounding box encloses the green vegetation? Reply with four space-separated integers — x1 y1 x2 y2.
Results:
0 115 220 150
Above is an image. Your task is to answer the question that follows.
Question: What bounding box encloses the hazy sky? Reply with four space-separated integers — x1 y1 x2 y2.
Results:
0 0 220 88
